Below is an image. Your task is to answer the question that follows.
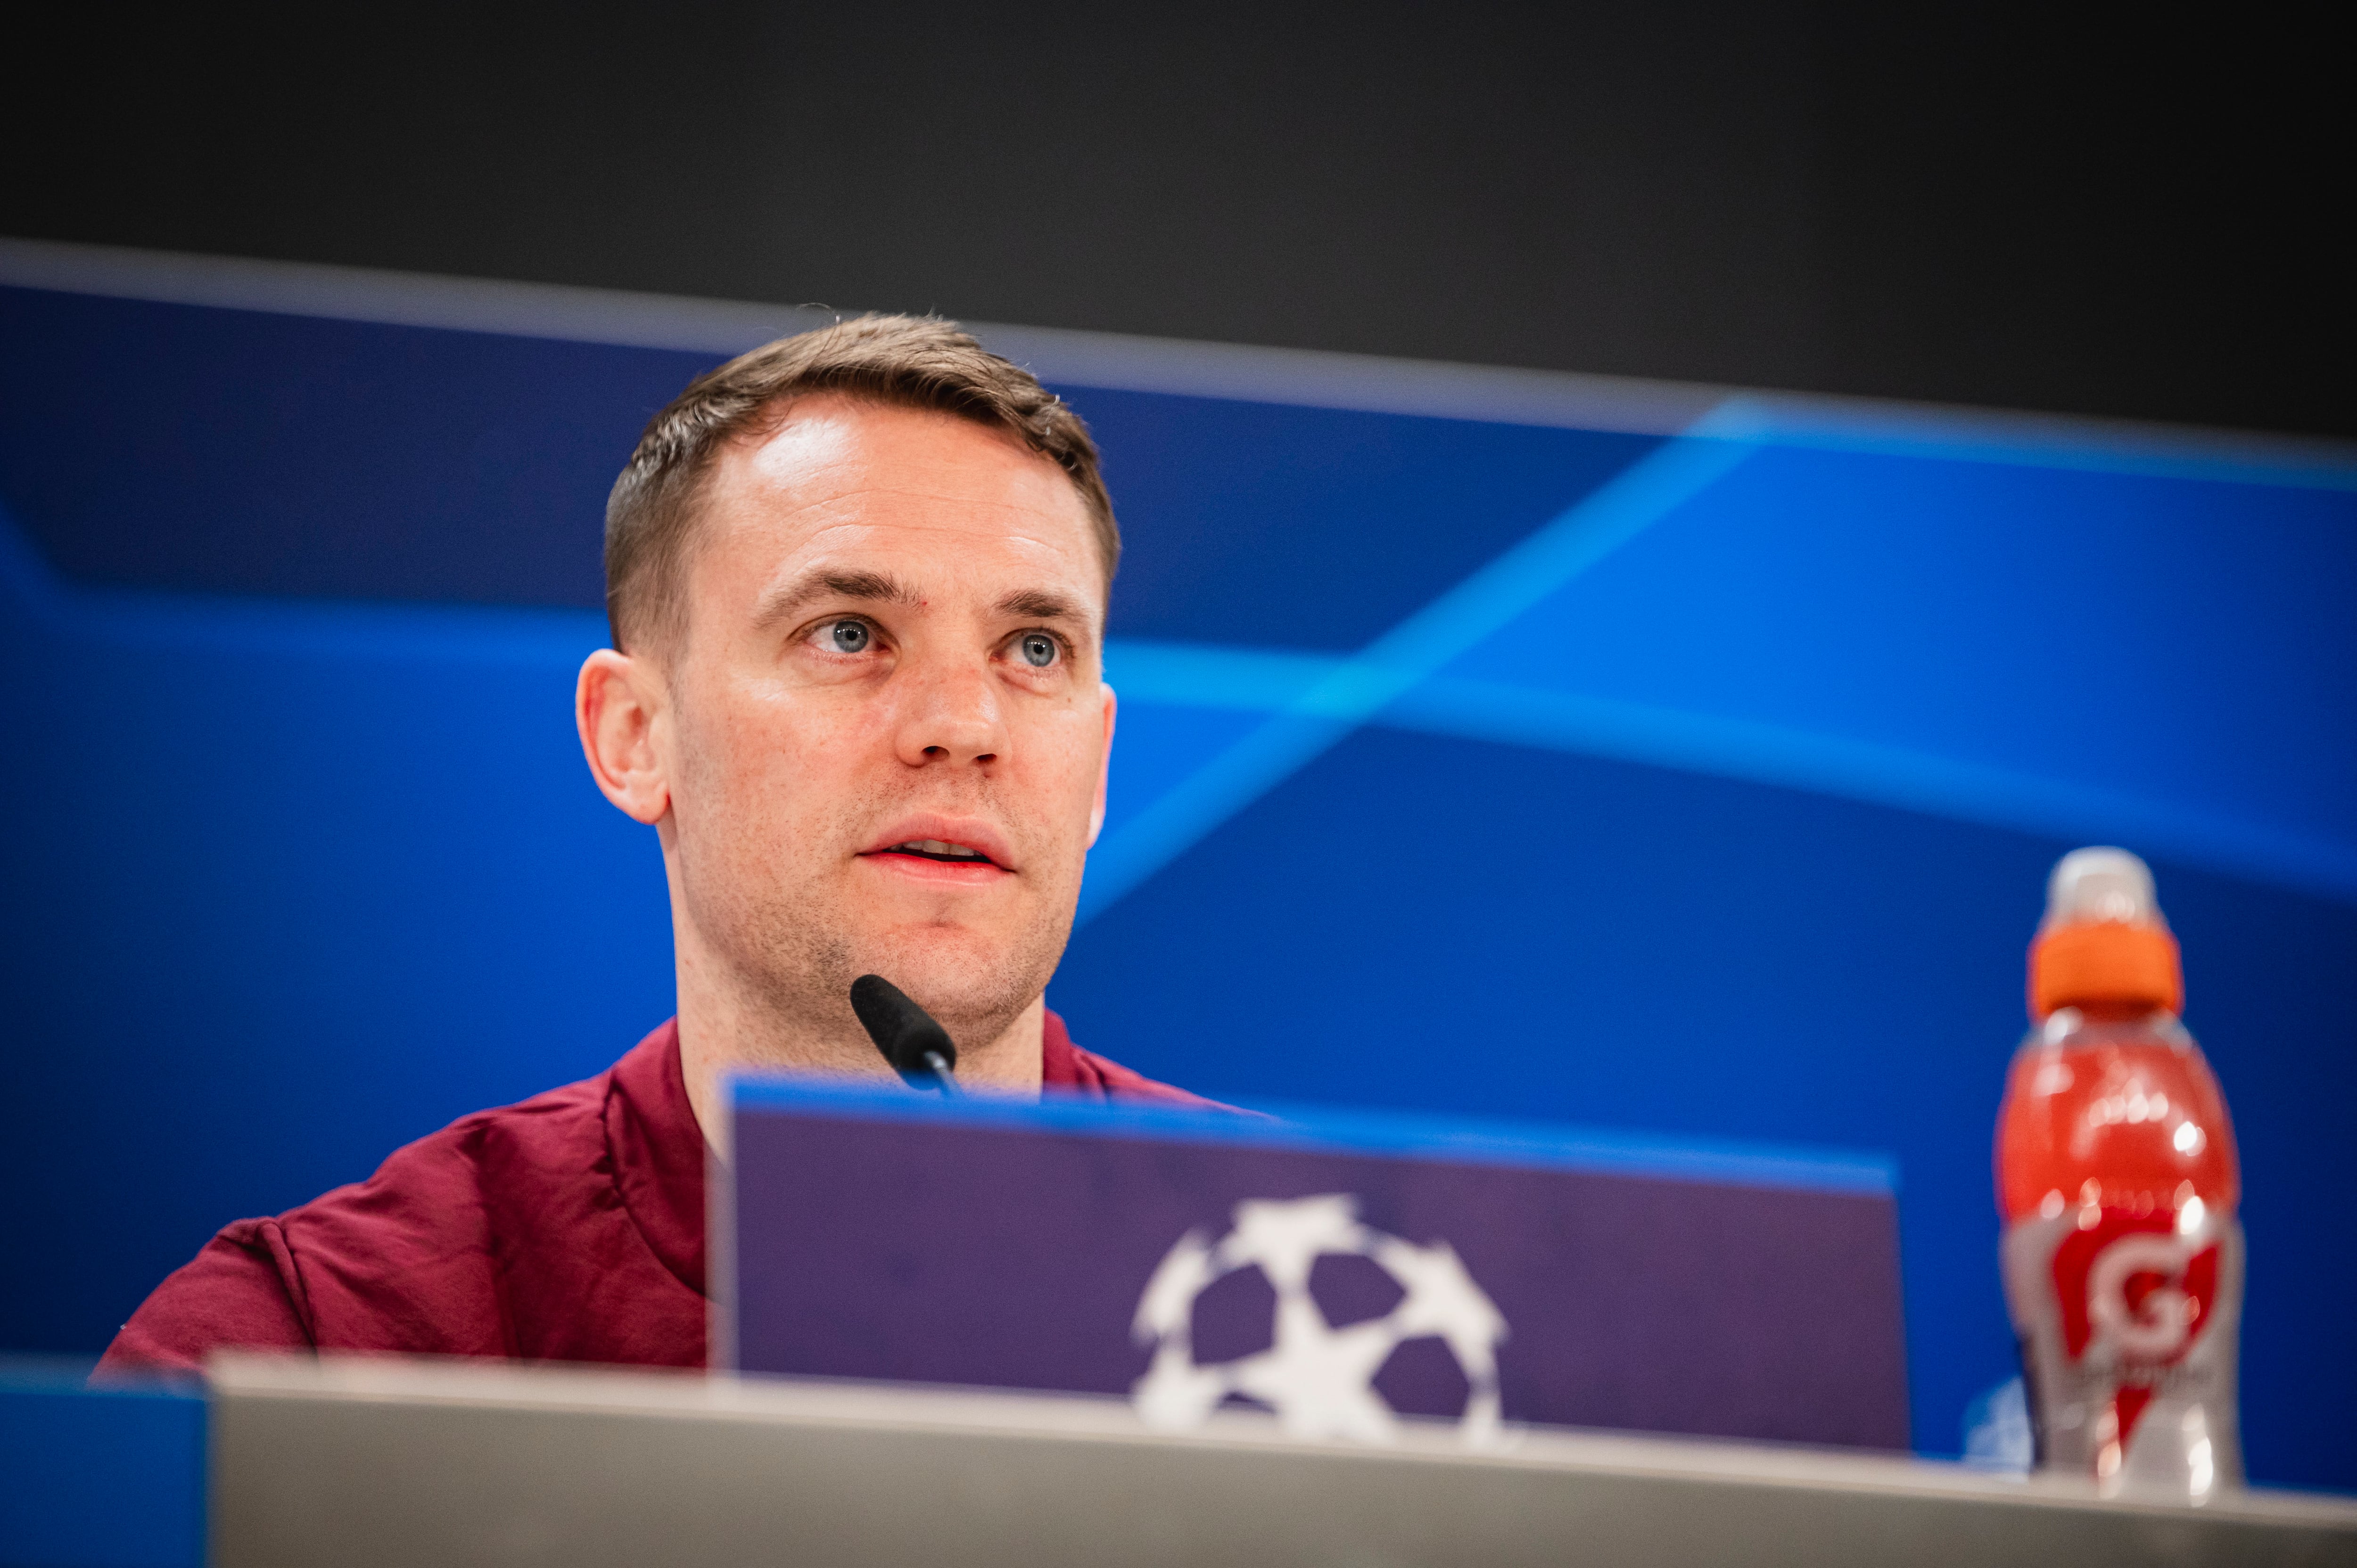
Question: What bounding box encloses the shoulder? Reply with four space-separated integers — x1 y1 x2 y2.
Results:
1068 1046 1240 1110
1040 1009 1253 1113
103 1051 627 1372
274 1060 631 1350
98 1217 312 1377
291 1064 613 1256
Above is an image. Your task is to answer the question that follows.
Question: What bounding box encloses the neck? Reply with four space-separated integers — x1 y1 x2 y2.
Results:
666 905 1047 1148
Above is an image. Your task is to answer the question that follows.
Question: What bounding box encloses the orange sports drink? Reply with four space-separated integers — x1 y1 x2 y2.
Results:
1995 847 2242 1501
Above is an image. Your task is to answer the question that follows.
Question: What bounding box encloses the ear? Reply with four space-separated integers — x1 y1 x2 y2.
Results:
1087 681 1117 847
577 648 671 825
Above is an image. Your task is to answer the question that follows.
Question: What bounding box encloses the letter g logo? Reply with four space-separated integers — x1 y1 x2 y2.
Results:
2087 1232 2196 1362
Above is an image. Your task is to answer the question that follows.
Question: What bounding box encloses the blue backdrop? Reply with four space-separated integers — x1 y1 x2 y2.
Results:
2 271 2352 1489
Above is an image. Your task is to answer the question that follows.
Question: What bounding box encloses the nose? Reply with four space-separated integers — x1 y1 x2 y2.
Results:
892 658 1005 768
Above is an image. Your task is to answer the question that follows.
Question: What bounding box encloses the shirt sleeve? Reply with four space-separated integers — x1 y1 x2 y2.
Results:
95 1217 316 1378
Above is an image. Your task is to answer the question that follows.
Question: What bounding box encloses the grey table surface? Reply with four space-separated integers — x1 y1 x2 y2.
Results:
207 1354 2357 1568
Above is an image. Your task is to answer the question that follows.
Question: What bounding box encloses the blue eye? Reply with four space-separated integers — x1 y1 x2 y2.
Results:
1018 632 1058 668
828 620 870 653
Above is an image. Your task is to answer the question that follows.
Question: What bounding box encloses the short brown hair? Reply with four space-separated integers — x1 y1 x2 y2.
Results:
603 314 1119 654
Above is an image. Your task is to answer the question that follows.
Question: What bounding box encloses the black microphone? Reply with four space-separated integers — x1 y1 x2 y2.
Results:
849 974 962 1096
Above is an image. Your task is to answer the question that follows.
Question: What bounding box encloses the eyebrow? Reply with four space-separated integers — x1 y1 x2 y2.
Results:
751 568 921 630
995 589 1086 624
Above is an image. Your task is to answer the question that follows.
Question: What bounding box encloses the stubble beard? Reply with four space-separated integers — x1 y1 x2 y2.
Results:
681 786 1080 1074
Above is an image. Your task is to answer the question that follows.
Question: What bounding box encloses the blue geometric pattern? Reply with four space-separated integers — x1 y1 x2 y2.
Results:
1091 409 2357 918
2 261 2353 1486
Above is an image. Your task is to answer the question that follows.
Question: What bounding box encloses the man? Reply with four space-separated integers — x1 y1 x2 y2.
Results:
100 316 1213 1374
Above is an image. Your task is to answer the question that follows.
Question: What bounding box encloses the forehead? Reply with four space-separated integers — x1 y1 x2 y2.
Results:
692 396 1105 610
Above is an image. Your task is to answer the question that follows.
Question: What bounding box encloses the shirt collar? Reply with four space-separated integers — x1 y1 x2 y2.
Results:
606 1008 1104 1299
603 1018 708 1297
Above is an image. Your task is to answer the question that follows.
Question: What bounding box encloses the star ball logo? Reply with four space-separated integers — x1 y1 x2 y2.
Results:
1129 1194 1508 1445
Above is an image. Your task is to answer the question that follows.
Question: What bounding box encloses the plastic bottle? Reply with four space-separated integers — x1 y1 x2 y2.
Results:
1995 847 2242 1501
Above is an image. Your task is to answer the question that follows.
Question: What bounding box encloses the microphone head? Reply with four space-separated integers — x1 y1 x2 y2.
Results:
849 974 958 1087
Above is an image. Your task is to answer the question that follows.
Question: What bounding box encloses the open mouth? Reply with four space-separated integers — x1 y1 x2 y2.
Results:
874 838 999 867
861 818 1014 875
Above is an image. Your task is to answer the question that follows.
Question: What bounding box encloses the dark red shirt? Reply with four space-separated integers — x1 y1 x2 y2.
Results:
99 1014 1214 1376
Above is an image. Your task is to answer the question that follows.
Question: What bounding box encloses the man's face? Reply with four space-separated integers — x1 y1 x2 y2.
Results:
656 396 1113 1046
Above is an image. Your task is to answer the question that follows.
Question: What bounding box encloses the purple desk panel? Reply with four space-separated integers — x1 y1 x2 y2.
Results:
725 1082 1907 1450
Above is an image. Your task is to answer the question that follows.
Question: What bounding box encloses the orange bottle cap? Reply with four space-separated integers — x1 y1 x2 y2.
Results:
2028 919 2183 1018
2027 848 2184 1018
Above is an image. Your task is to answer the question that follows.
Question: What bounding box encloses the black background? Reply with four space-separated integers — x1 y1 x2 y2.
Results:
6 3 2349 437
